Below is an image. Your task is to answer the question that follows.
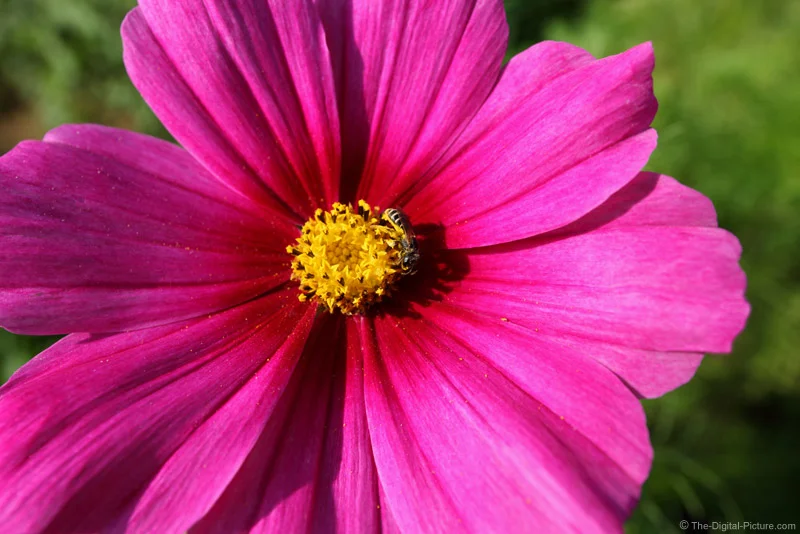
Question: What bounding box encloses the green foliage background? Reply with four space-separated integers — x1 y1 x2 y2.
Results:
1 0 798 531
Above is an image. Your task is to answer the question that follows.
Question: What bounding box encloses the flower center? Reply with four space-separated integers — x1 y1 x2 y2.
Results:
287 200 418 315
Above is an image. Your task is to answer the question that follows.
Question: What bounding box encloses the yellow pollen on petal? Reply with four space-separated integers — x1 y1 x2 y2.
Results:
287 201 408 315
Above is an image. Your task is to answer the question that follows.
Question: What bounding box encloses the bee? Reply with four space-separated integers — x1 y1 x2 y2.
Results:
383 208 420 275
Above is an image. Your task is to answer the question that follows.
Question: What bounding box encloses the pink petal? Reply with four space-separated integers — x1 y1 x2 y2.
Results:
123 0 340 217
193 317 381 534
0 129 294 335
315 0 508 202
415 303 654 479
0 290 314 533
447 228 746 351
405 42 659 248
552 171 718 235
361 314 648 532
435 173 748 397
311 318 381 534
379 39 592 206
568 343 704 400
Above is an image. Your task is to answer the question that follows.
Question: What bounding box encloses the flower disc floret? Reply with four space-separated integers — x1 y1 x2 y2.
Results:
287 201 406 314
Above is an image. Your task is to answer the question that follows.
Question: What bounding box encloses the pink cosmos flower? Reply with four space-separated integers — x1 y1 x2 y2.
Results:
0 0 748 532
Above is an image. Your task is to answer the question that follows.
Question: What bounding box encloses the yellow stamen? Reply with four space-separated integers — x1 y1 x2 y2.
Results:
287 200 407 314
